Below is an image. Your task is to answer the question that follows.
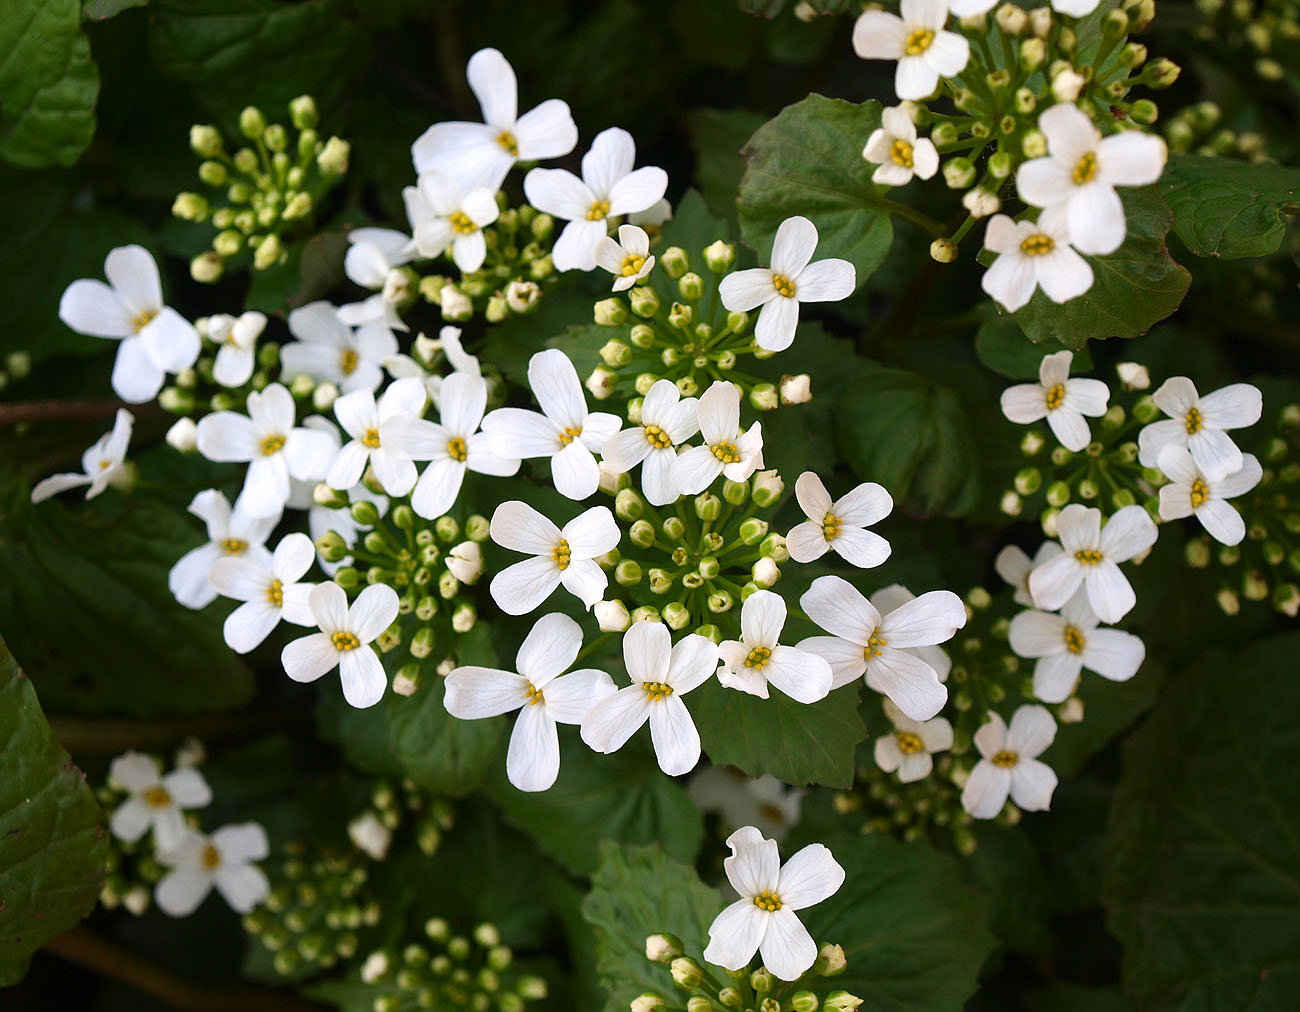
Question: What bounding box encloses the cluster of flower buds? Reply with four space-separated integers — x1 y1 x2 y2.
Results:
157 314 282 418
349 777 456 859
175 96 350 282
1191 0 1300 83
1163 100 1269 161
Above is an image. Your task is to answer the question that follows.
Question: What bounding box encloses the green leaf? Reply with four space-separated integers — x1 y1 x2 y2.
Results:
832 362 981 518
1160 154 1300 260
738 94 894 285
0 0 100 168
0 637 108 984
686 108 766 223
1009 186 1191 347
802 835 996 1012
692 681 867 789
974 314 1093 381
83 0 149 20
1103 631 1300 1010
484 741 702 876
581 842 723 1012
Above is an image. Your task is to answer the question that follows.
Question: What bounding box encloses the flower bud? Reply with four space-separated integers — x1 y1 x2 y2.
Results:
446 541 484 584
239 106 267 141
751 470 785 507
451 603 476 633
1102 8 1129 36
995 3 1028 34
594 298 628 326
695 493 722 520
814 942 847 976
1021 128 1047 158
600 340 632 368
316 530 348 563
962 188 1000 218
791 992 819 1012
719 478 748 506
253 233 284 271
942 157 976 189
317 136 350 174
928 237 958 263
1129 99 1158 125
1019 36 1046 71
726 309 750 335
596 600 632 633
627 518 655 548
348 811 393 860
630 605 661 624
749 383 779 411
687 999 712 1012
707 589 734 613
678 272 705 301
631 994 666 1012
718 988 742 1009
165 417 199 453
586 366 618 400
172 192 209 221
668 301 694 329
662 602 691 630
704 240 736 273
773 374 813 406
824 992 862 1012
616 560 643 586
661 246 689 279
392 662 421 696
1051 68 1086 102
190 252 223 283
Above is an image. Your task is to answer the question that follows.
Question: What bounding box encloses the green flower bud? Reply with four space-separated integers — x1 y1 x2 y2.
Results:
629 519 656 549
928 237 957 263
721 478 749 505
662 246 689 279
661 347 680 368
648 568 674 595
814 941 847 977
823 992 862 1012
190 252 224 283
350 500 380 526
678 272 705 300
676 376 698 397
1015 467 1042 495
1020 37 1046 71
594 298 628 326
334 566 360 589
1130 99 1158 125
695 493 722 520
410 626 436 659
630 323 655 348
750 383 779 411
600 339 632 367
238 106 267 139
726 309 750 335
172 191 210 221
1143 57 1180 88
943 157 976 189
317 136 350 174
686 999 713 1012
751 470 785 507
190 124 224 158
632 995 666 1012
704 240 736 273
718 988 742 1009
635 373 658 396
316 530 348 563
616 559 643 586
630 605 661 624
615 488 646 522
668 301 694 329
707 589 734 613
440 570 461 600
988 151 1014 179
791 992 819 1012
662 602 690 630
761 1000 780 1012
264 123 288 153
253 233 284 271
694 555 719 580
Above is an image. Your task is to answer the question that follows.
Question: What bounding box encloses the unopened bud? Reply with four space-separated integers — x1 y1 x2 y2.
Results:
594 298 628 327
631 994 666 1012
165 417 199 453
814 942 847 976
753 557 780 588
190 252 224 283
661 247 689 279
751 470 785 507
317 136 350 174
943 157 976 189
586 366 618 400
750 383 779 411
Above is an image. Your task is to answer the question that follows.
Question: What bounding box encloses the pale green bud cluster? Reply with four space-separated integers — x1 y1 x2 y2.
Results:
1163 99 1269 161
1189 0 1300 86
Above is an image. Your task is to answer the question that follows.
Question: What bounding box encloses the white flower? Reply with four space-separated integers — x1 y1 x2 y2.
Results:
411 47 578 193
601 379 700 506
154 824 269 917
1052 0 1102 14
946 0 997 14
702 826 844 981
688 769 804 841
489 501 620 614
869 584 953 682
404 171 500 273
58 245 200 403
873 699 953 782
851 0 970 101
387 373 519 520
798 575 965 720
981 206 1093 312
482 349 620 500
340 228 416 330
1017 104 1167 255
207 311 267 388
717 216 856 352
348 811 392 860
169 490 278 610
594 224 656 291
445 541 485 584
196 384 337 517
209 532 318 654
786 471 892 567
327 377 429 495
31 409 134 504
961 706 1058 819
524 127 668 272
385 325 482 407
1157 444 1262 546
283 302 398 394
1028 503 1157 622
863 105 939 185
1009 593 1145 703
718 590 834 703
670 381 765 495
999 350 1111 452
108 751 211 851
580 621 719 776
281 582 400 708
445 612 616 792
1138 376 1262 481
994 541 1063 607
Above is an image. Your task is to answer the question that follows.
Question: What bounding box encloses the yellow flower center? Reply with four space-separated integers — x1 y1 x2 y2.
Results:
1063 625 1085 654
1074 549 1103 565
1045 383 1066 411
1073 151 1098 185
644 424 672 449
557 425 583 446
620 254 647 277
449 211 477 235
890 138 915 168
771 273 796 298
643 680 674 702
144 786 172 808
586 199 611 221
1020 233 1055 257
497 130 518 156
362 427 381 449
1190 477 1209 507
220 538 248 555
744 646 772 669
864 633 887 660
447 436 467 462
711 440 741 464
331 631 361 651
340 348 359 376
822 511 841 541
905 27 935 54
260 433 286 455
132 308 158 333
552 538 571 570
267 578 284 607
201 844 223 870
991 749 1019 768
896 731 925 755
1185 406 1203 434
524 681 544 707
752 889 783 911
98 459 112 470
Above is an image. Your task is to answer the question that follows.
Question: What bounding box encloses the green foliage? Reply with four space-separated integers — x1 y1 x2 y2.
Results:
0 637 108 984
82 0 150 20
974 315 1093 381
1160 154 1300 260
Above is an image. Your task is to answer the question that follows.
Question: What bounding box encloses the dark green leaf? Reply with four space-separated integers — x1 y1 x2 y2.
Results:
1160 154 1300 260
686 109 766 224
83 0 149 20
974 314 1093 380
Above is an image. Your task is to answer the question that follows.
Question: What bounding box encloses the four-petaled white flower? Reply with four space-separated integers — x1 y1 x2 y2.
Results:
1009 592 1146 703
873 699 953 783
670 381 765 495
702 826 845 981
786 471 893 567
327 376 429 495
1157 444 1262 547
283 302 398 394
489 501 620 614
31 409 134 504
594 224 656 291
717 216 856 353
981 207 1093 312
482 349 620 501
207 311 268 388
411 47 578 193
445 613 616 792
196 383 337 518
863 105 939 186
961 705 1058 819
1027 503 1157 623
209 532 318 654
798 575 966 720
108 751 212 851
155 823 269 918
59 245 200 403
281 582 400 708
580 621 719 776
718 590 834 703
999 350 1111 452
404 171 500 273
869 585 953 682
169 490 278 610
524 127 668 272
1138 376 1262 481
688 770 804 841
1017 104 1167 256
994 541 1063 607
851 0 970 101
600 379 699 506
341 228 416 330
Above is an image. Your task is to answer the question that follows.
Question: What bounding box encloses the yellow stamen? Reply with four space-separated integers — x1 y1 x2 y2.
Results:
896 731 925 755
267 578 284 607
1063 625 1085 654
260 433 286 455
1184 406 1203 434
1074 549 1103 565
586 199 611 221
144 786 172 808
132 309 158 333
711 441 741 464
552 538 571 570
524 681 544 706
771 273 796 298
864 633 887 660
340 349 359 376
744 646 772 669
1020 233 1055 256
1190 478 1209 507
1073 151 1098 185
497 130 518 156
220 538 248 555
331 631 361 651
557 425 583 446
1045 383 1066 411
822 511 841 541
905 28 935 55
449 211 477 235
890 139 915 168
447 436 467 462
643 680 674 702
201 844 222 870
752 889 783 911
991 749 1019 768
362 427 381 449
644 424 672 449
620 253 647 277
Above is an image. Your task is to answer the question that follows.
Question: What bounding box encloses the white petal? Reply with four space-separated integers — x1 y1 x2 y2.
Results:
800 575 876 643
104 245 162 316
551 441 601 499
1067 184 1126 256
703 899 768 972
1215 453 1263 499
982 249 1038 313
1199 383 1262 430
777 843 844 909
852 10 906 59
1082 628 1144 681
559 559 608 610
281 633 338 684
719 268 778 313
543 668 616 724
1188 427 1244 483
1009 758 1058 812
155 867 212 917
580 685 650 754
490 500 561 553
608 166 669 217
522 167 594 222
466 47 517 127
724 825 780 895
1016 157 1075 209
831 527 892 569
516 611 583 685
513 99 579 160
168 543 222 609
445 666 528 718
1083 560 1136 623
483 407 564 459
798 636 866 690
59 279 131 337
880 590 965 648
648 695 701 776
562 505 621 558
624 620 672 685
770 216 818 279
895 55 940 101
1000 383 1049 425
1028 553 1082 612
109 797 154 843
669 446 724 496
754 294 800 352
1097 131 1166 187
161 768 211 808
1032 653 1084 703
213 864 270 914
793 258 855 302
223 599 281 654
786 522 830 564
111 336 166 403
551 218 607 272
865 649 946 720
138 308 200 374
1008 610 1066 659
1197 498 1246 546
667 633 722 694
961 762 1012 819
1099 504 1157 561
758 907 819 982
741 589 786 647
349 584 399 642
1006 704 1056 757
339 648 387 708
491 556 563 615
506 703 561 792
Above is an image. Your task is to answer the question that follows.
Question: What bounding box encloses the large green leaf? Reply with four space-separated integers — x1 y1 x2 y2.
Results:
1159 154 1300 260
581 842 723 1012
738 95 894 285
973 314 1093 381
1103 631 1300 1011
0 637 108 984
0 0 100 168
686 108 765 223
802 835 996 1012
1008 187 1191 347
